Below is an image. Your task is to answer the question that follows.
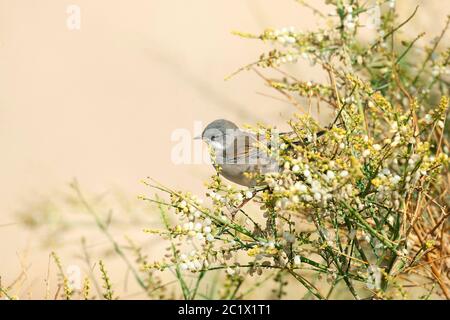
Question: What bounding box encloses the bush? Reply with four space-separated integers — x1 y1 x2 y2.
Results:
2 0 448 300
142 0 450 299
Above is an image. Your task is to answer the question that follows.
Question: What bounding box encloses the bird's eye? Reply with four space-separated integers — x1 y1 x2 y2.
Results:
211 135 217 141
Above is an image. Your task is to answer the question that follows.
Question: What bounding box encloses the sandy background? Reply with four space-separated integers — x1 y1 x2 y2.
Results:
0 0 448 298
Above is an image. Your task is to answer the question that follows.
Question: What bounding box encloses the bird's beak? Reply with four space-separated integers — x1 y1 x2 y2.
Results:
193 135 202 140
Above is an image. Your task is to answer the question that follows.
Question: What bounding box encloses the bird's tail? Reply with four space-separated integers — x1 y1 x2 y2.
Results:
281 122 343 145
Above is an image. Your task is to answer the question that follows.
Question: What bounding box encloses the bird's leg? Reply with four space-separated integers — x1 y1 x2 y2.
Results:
228 186 270 220
229 198 251 221
229 192 256 220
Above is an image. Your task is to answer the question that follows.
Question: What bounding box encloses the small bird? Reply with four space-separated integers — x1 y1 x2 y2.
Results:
196 119 279 187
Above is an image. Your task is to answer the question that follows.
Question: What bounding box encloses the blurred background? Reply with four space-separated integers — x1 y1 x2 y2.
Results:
0 0 448 298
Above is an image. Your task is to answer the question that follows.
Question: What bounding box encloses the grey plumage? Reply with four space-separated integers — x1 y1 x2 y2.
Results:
200 119 279 187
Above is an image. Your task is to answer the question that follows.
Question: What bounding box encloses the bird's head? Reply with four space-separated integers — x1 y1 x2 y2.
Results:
196 119 239 150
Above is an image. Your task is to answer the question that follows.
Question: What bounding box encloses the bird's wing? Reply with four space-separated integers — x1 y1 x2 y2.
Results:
224 127 330 163
225 132 272 163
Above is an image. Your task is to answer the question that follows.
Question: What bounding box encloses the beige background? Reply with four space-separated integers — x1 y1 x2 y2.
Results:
0 0 447 298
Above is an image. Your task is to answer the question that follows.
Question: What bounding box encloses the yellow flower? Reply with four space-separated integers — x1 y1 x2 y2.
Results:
371 178 382 187
247 247 261 257
265 248 279 255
